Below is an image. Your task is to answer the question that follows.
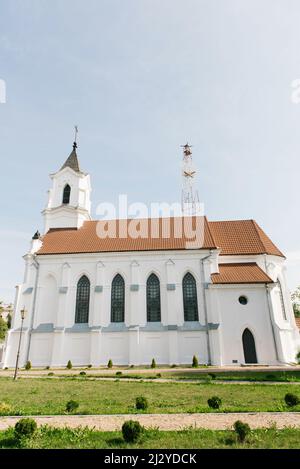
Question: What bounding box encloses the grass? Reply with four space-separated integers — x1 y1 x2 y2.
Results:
0 377 299 415
1 425 300 448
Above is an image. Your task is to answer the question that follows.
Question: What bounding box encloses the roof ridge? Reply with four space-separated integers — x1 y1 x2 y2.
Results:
250 220 267 254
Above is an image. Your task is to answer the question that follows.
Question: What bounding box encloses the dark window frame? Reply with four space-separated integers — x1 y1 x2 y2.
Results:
75 275 90 324
63 184 71 204
182 272 199 322
111 274 125 323
147 273 161 322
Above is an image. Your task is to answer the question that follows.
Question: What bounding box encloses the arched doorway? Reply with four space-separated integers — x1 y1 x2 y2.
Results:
242 329 258 364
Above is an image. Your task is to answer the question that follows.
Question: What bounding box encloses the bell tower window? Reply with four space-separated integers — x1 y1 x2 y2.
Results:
62 184 71 204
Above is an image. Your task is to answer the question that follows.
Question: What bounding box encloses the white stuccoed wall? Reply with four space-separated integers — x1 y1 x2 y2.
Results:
2 248 299 368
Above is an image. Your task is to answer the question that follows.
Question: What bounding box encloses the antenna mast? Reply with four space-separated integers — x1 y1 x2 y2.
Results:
181 143 200 215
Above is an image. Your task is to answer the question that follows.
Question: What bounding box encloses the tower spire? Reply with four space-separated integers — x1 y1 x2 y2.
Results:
181 142 200 215
60 127 81 173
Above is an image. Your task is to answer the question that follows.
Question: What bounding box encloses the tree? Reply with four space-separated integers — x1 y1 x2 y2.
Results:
291 287 300 318
0 316 8 341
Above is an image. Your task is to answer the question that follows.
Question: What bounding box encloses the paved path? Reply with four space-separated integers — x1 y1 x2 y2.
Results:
0 413 299 431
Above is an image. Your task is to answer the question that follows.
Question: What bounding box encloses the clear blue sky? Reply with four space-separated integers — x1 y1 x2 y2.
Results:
0 0 300 303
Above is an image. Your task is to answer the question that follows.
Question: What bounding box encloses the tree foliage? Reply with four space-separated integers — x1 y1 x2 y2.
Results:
291 287 300 318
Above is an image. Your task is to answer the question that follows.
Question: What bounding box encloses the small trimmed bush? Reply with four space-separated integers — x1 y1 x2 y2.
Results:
207 396 222 409
45 366 50 370
122 420 143 443
135 396 148 411
66 400 79 413
47 372 54 376
171 364 177 368
25 361 31 371
107 359 113 369
87 364 92 368
0 402 13 415
156 373 162 378
284 393 300 407
116 371 122 377
234 420 250 442
151 358 156 369
192 355 199 368
66 360 72 370
79 371 86 376
14 418 37 440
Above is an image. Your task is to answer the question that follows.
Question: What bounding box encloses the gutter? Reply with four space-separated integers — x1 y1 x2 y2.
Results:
25 255 40 363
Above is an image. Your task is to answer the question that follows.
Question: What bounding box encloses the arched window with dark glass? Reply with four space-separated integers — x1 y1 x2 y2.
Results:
147 274 161 322
62 184 71 204
183 272 199 321
75 275 90 324
111 274 125 322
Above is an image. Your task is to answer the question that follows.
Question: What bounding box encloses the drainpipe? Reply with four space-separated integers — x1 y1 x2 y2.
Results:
25 255 40 363
201 251 213 365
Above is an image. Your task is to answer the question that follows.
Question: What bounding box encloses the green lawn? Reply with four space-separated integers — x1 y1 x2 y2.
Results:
1 426 300 449
0 377 299 415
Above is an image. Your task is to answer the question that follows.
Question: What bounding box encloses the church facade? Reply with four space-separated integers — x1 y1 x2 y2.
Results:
2 144 300 368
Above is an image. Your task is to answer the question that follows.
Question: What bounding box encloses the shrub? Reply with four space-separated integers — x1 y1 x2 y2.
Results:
207 396 222 409
107 359 113 369
47 372 54 377
66 400 79 413
171 364 177 368
135 396 148 411
284 393 300 407
122 420 143 443
192 355 199 368
25 361 31 371
296 351 300 364
0 402 13 415
14 418 37 440
116 371 122 377
208 373 216 380
233 420 250 442
87 364 92 368
79 371 86 376
156 373 162 378
45 366 50 370
151 358 156 369
66 360 72 370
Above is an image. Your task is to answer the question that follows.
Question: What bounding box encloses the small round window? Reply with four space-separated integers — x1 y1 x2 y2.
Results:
239 296 248 305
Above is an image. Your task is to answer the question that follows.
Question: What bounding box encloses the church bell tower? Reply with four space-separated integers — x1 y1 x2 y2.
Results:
42 133 91 233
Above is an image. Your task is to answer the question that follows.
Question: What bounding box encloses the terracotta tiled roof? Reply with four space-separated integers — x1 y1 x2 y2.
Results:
208 220 284 257
38 217 217 255
37 217 284 258
295 317 300 330
211 263 273 284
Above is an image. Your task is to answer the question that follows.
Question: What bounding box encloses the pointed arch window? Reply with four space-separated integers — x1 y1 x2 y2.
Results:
111 274 125 323
75 275 90 324
183 272 199 321
63 184 71 204
147 274 161 322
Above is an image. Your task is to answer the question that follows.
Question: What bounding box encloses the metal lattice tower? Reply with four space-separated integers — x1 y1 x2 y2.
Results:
181 143 200 215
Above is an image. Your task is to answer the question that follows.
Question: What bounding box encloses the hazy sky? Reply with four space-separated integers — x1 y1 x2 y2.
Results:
1 0 300 303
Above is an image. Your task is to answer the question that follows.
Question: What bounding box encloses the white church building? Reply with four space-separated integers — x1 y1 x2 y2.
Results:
2 142 300 368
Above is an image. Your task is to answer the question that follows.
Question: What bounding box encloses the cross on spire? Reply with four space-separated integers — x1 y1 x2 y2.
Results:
73 125 78 150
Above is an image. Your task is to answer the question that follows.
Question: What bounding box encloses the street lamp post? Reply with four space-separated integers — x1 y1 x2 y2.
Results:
13 307 26 381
